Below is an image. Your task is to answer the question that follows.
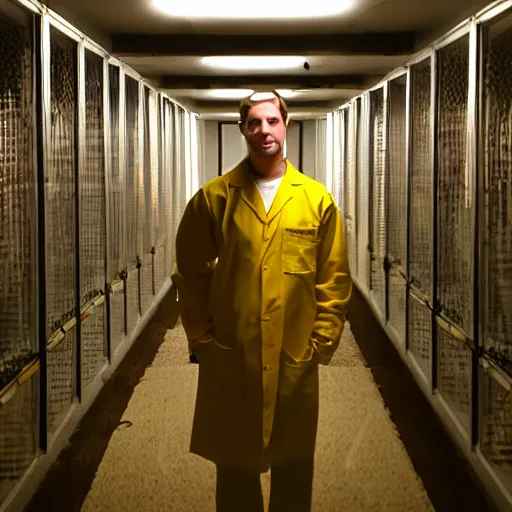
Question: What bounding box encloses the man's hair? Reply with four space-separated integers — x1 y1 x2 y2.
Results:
238 90 289 133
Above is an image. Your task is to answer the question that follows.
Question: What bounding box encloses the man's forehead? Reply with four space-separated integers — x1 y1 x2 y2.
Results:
247 99 282 119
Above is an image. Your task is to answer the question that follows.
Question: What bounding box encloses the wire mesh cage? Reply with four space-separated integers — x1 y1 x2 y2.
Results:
408 293 431 380
161 99 174 282
107 65 125 354
126 269 139 337
437 35 473 335
140 87 154 315
480 367 512 478
124 76 140 336
369 87 386 317
408 58 433 374
436 35 474 433
332 110 342 209
46 27 78 437
153 97 165 293
437 325 471 432
480 12 512 475
345 104 358 276
0 6 37 504
125 75 139 272
170 103 183 275
80 49 106 385
409 58 432 300
151 93 165 294
0 377 38 504
108 64 122 282
178 108 188 219
356 96 370 291
387 75 408 343
338 109 346 217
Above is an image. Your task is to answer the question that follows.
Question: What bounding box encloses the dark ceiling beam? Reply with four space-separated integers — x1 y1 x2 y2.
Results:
112 33 416 56
157 74 368 89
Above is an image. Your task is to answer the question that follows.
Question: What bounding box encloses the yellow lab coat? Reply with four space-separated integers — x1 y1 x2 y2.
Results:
172 159 352 471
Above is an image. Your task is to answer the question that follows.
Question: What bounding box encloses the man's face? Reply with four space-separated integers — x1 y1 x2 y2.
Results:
243 99 286 158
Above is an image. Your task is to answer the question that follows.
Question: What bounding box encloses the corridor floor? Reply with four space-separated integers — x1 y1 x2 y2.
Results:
26 288 496 512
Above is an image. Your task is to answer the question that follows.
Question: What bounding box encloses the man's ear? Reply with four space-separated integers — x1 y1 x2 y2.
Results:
238 121 244 134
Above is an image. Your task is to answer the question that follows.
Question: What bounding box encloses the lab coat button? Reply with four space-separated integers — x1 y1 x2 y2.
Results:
263 266 269 272
264 364 272 371
262 316 270 321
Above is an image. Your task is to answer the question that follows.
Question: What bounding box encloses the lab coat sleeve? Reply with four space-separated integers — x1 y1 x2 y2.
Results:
312 196 353 365
171 188 218 350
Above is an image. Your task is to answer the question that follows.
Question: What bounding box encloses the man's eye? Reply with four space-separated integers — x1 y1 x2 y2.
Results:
268 118 278 124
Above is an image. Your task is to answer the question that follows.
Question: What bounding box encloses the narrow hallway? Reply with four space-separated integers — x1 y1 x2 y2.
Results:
27 287 494 511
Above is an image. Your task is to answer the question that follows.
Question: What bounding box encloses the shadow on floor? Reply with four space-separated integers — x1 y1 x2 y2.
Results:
347 287 497 512
25 287 179 512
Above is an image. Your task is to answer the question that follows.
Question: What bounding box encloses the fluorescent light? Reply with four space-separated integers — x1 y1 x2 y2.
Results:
276 89 298 99
210 89 254 99
201 56 304 71
153 0 354 18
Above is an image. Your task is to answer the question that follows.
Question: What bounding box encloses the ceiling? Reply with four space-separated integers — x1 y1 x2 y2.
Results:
49 0 494 118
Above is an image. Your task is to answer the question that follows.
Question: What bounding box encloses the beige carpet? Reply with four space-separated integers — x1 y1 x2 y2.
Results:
81 322 434 512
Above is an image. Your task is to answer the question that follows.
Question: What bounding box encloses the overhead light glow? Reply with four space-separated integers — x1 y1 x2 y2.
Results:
153 0 353 18
211 89 254 99
275 90 298 99
201 56 304 71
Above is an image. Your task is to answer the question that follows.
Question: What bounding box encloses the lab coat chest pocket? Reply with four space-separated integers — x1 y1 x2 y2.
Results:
281 229 319 274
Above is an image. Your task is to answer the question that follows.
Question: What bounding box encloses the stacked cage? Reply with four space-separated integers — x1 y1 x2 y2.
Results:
480 10 512 487
334 2 512 505
0 2 196 509
0 6 37 505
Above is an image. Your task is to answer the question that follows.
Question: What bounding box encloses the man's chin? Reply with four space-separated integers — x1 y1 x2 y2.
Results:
254 146 280 157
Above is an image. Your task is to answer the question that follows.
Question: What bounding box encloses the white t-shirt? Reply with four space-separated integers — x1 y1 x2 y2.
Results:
255 176 283 213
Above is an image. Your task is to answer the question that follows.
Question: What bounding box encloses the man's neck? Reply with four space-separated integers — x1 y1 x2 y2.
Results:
248 153 286 180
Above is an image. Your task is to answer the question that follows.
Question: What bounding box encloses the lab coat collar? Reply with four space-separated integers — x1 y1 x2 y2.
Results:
227 158 304 224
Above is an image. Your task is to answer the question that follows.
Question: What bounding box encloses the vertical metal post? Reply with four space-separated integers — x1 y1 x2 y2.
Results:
430 49 439 393
365 94 371 294
469 19 481 448
103 58 112 362
163 99 170 277
352 99 359 279
405 67 412 353
75 40 85 402
137 81 144 316
357 94 370 293
173 104 182 273
118 69 127 335
367 92 375 295
159 95 165 264
339 110 346 214
383 81 390 323
36 12 50 452
217 121 223 177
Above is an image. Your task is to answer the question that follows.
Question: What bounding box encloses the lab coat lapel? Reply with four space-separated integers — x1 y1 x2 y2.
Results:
266 162 302 225
228 160 267 224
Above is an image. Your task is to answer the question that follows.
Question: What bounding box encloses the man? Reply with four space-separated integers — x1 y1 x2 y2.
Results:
171 91 352 511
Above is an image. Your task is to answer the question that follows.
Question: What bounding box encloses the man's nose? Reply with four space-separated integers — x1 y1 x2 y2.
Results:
261 120 270 133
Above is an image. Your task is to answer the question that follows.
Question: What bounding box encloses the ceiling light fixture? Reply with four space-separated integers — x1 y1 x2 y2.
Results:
210 89 254 99
201 56 305 71
152 0 354 18
275 90 299 99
